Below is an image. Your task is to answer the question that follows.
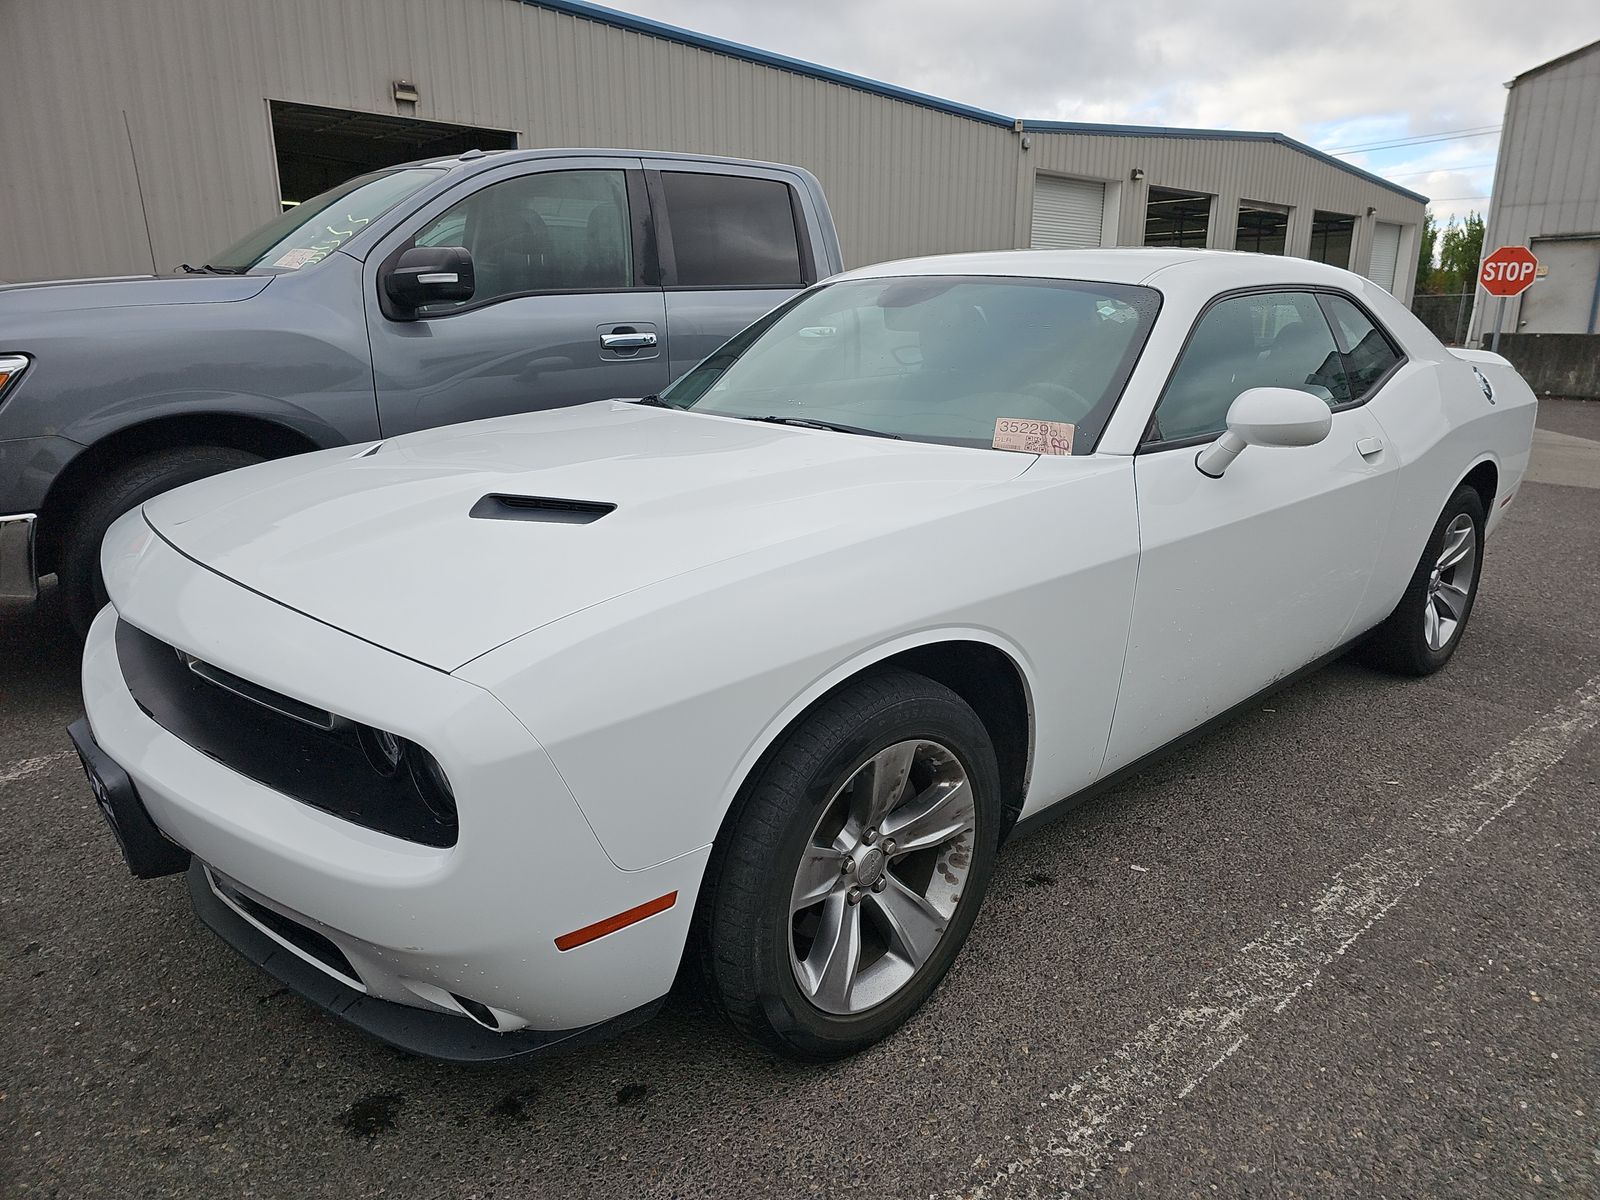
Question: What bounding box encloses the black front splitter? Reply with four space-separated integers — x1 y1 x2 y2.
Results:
186 862 664 1064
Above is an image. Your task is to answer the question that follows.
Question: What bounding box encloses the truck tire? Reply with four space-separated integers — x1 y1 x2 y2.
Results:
61 446 262 637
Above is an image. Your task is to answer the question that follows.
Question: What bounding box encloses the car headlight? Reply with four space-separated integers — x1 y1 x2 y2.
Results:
407 746 457 825
0 354 29 404
358 725 457 828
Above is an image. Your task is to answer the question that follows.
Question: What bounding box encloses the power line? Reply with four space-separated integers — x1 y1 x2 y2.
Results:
1427 194 1491 202
1325 126 1501 155
1384 160 1497 179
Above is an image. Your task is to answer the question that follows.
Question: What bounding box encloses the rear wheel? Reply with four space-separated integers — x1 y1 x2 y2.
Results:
61 446 262 637
700 669 1001 1060
1364 485 1486 676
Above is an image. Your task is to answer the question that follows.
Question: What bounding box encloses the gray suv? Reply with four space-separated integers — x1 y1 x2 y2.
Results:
0 148 841 632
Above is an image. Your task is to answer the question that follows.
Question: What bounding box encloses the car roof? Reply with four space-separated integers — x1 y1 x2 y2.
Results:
833 248 1370 291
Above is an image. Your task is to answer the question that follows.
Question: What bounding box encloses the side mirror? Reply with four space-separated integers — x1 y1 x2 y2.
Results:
1195 387 1333 478
384 246 475 313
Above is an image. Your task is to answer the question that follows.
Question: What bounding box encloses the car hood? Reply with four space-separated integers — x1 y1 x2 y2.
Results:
0 274 270 315
142 402 1033 670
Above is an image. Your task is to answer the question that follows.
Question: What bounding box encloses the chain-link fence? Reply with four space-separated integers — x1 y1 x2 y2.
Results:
1411 292 1475 346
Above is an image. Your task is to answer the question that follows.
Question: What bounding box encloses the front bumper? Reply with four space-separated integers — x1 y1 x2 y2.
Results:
185 862 664 1062
0 512 36 601
80 513 709 1048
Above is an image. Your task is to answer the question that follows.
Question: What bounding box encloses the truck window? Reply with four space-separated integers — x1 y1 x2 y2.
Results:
660 172 804 288
411 169 634 311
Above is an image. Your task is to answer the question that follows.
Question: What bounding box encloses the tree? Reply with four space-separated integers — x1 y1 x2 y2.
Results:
1436 211 1485 293
1415 211 1439 293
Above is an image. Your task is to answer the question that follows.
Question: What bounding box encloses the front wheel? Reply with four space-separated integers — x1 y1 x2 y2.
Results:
1364 485 1486 676
700 669 1002 1060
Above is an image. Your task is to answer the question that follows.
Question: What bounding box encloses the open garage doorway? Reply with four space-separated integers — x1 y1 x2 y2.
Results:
269 101 517 208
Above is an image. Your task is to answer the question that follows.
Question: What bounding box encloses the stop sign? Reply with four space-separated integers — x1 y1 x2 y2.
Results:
1479 246 1540 297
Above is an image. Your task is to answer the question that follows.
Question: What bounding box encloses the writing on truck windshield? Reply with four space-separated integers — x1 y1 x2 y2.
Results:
208 168 446 273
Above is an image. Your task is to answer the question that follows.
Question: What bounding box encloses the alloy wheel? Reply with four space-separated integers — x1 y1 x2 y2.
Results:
787 740 976 1015
1424 513 1477 652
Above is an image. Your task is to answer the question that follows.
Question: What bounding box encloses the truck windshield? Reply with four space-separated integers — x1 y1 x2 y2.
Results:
207 168 446 273
659 275 1161 453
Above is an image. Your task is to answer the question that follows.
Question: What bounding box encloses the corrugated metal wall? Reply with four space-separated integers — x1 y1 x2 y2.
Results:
1470 42 1600 339
0 0 1421 298
1028 132 1422 299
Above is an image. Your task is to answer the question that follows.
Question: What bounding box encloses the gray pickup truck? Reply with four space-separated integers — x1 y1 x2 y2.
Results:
0 148 841 632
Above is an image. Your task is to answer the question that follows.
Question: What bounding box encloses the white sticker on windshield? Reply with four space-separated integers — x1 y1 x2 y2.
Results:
272 248 319 270
993 418 1074 455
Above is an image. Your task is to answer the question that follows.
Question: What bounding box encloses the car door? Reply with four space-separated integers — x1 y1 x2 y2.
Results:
647 164 821 379
365 157 669 437
1103 288 1400 771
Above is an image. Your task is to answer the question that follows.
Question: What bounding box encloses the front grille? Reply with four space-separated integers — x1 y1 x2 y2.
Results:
116 620 458 847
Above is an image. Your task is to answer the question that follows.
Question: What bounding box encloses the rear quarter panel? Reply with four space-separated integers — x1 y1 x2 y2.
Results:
1359 339 1536 632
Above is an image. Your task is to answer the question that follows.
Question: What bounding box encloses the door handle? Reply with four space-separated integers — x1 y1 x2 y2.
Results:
1356 436 1384 458
601 331 658 349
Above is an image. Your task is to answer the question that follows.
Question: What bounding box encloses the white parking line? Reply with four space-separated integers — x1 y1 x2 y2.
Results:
951 675 1600 1199
0 750 72 786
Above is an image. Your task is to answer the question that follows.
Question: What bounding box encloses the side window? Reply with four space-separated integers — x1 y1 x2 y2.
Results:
660 172 803 287
1320 294 1403 402
410 169 633 311
1150 291 1350 443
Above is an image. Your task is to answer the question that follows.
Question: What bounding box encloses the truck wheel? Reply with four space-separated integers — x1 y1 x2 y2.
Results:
61 446 262 637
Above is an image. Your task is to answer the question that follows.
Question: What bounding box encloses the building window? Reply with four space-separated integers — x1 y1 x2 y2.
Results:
1144 188 1211 248
1309 211 1355 268
1236 202 1289 255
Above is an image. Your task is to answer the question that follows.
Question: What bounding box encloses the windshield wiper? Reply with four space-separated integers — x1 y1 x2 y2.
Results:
633 394 674 408
177 263 244 275
747 415 902 439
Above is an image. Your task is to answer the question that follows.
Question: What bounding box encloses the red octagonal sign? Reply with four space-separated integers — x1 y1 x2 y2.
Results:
1480 245 1540 297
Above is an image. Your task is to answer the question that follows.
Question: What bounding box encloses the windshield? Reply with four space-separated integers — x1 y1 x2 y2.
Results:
659 275 1160 453
208 168 446 273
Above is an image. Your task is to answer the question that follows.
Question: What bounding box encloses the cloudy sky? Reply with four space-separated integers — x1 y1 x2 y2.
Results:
618 0 1600 228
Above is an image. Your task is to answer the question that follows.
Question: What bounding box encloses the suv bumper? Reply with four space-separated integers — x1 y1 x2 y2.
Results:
0 512 36 601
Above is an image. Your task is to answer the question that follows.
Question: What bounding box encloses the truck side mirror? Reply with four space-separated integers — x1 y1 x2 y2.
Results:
384 246 475 312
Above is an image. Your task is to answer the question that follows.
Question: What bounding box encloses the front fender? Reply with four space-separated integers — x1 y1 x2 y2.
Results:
459 462 1139 871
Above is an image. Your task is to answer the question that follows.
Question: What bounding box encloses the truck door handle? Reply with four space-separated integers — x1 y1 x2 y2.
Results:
1356 436 1384 458
601 331 658 349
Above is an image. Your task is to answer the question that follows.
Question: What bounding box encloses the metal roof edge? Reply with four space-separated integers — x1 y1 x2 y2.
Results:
1510 37 1600 85
1025 120 1429 204
522 0 1015 127
522 1 1429 207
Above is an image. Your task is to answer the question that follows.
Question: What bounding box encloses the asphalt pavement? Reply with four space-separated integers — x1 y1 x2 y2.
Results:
2 402 1597 1199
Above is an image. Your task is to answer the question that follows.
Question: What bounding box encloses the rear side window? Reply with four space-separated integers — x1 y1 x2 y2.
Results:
1149 291 1351 443
661 172 804 288
1319 294 1403 401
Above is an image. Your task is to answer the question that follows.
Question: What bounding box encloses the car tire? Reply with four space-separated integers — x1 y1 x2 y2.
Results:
61 446 262 637
698 668 1002 1060
1363 485 1487 677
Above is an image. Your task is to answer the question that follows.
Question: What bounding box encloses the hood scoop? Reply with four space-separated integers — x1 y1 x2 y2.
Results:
469 493 616 525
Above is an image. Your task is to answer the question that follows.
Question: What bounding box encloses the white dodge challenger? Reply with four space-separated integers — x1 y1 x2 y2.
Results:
73 249 1536 1062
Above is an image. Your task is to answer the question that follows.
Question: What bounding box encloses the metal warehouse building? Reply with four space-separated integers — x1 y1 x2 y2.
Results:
1471 38 1600 340
0 0 1425 296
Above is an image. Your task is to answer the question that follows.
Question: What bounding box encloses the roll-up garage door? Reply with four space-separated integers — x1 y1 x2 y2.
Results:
1031 176 1105 249
1367 221 1401 292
